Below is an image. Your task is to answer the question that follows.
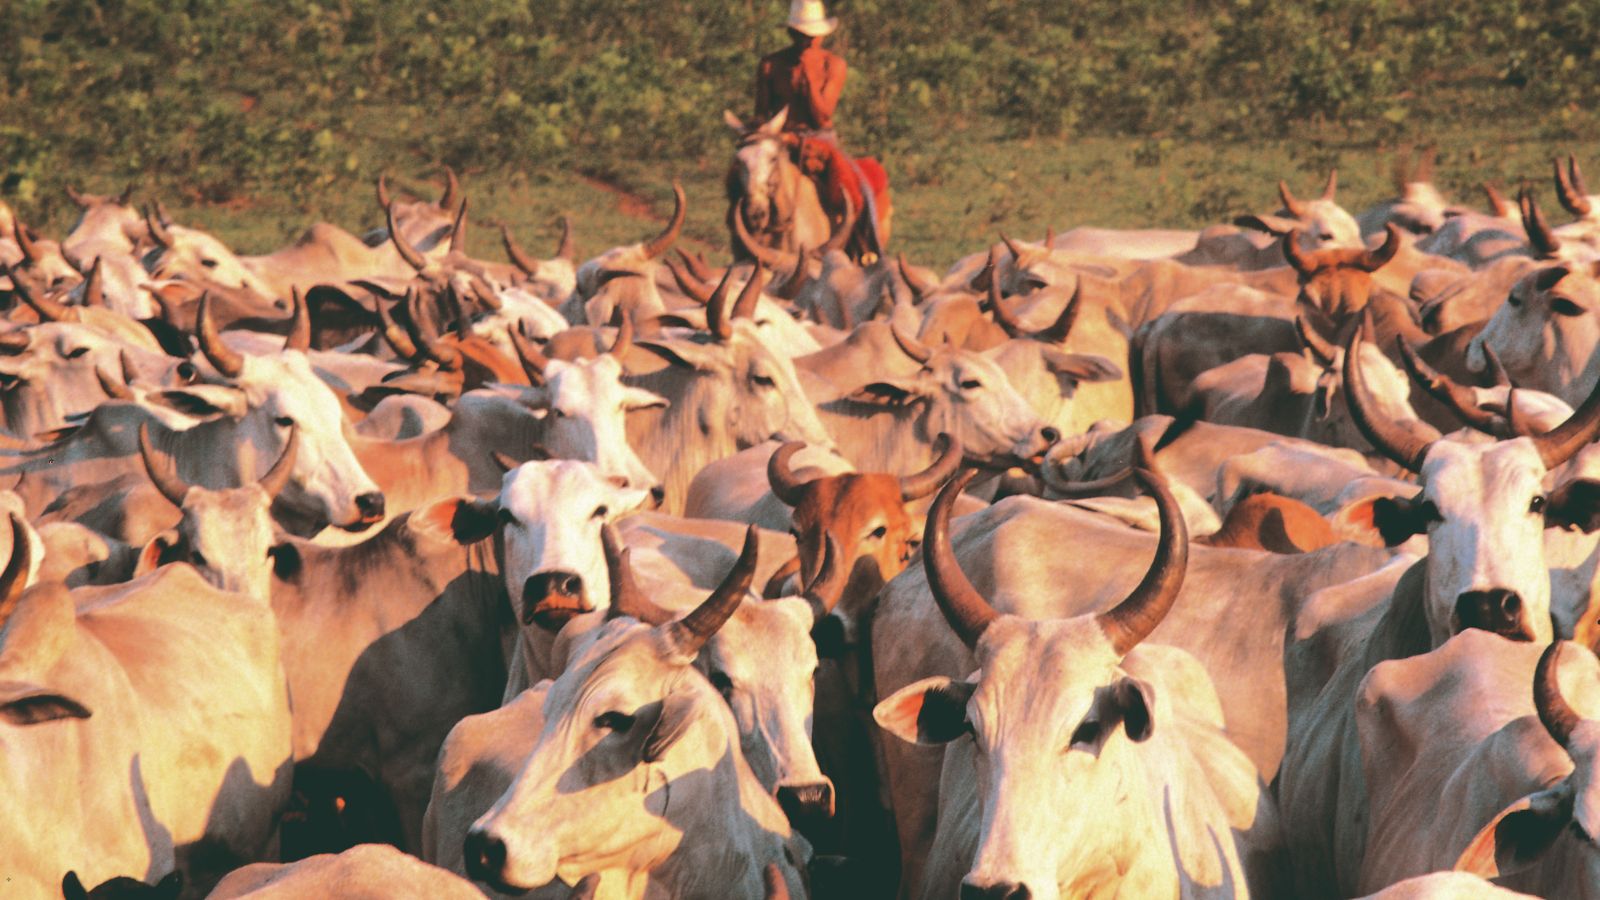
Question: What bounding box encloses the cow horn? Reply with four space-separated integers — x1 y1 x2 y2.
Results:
901 433 962 500
1396 337 1500 433
501 223 540 277
82 258 105 308
119 350 140 387
283 288 312 351
732 202 795 270
386 201 429 271
468 273 502 312
377 298 419 360
1281 229 1315 274
642 180 686 260
95 364 132 401
732 263 766 321
665 526 758 656
375 173 391 209
1359 223 1404 272
1482 183 1512 218
1555 156 1593 217
1482 344 1510 387
12 276 76 323
138 423 191 507
1342 324 1433 472
820 193 857 255
439 165 460 210
679 249 715 283
889 322 933 364
1000 231 1025 261
144 205 174 248
609 311 634 358
603 524 676 625
116 183 135 206
1533 641 1580 749
772 249 811 301
1095 467 1188 656
898 253 937 302
968 248 997 293
1278 179 1309 219
0 514 32 633
803 534 846 620
1032 283 1082 344
65 185 89 208
403 289 461 370
554 215 575 261
258 423 300 500
665 256 714 304
705 267 737 341
1528 361 1600 469
1295 313 1339 366
987 277 1028 338
508 324 549 385
13 222 39 264
1321 169 1339 200
924 467 996 648
1519 188 1562 259
195 294 245 378
1045 225 1056 247
766 441 812 506
449 197 469 254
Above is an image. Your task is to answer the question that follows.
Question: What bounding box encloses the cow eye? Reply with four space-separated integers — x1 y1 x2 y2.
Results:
274 416 294 427
1070 719 1102 748
1530 495 1548 514
709 671 733 699
959 379 981 390
190 550 208 569
592 505 609 519
869 525 888 539
549 407 566 418
1550 296 1585 317
201 258 218 268
594 711 635 732
1507 292 1522 308
752 373 776 388
64 346 89 359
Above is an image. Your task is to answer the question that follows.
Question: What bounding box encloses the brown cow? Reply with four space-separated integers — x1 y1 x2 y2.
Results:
1196 492 1340 554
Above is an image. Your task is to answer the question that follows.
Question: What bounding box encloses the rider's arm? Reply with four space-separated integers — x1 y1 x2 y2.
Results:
755 57 777 119
801 52 846 130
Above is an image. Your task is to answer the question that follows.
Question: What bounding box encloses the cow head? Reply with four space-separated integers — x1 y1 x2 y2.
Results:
768 434 962 631
1236 171 1363 251
725 108 791 235
1470 262 1600 407
1456 640 1600 885
141 210 280 306
1347 328 1600 644
496 460 654 632
0 322 165 439
464 534 763 893
1282 223 1403 319
5 221 80 293
844 325 1058 467
573 181 684 299
61 182 145 263
875 464 1188 900
134 422 294 602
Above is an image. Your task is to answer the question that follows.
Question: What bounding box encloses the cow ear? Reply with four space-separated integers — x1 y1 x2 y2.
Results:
152 386 248 418
636 340 720 371
641 690 697 763
622 386 669 412
811 615 847 660
1370 495 1439 547
268 542 303 580
846 379 926 408
1455 785 1574 878
1105 676 1156 742
413 497 499 545
873 676 974 746
0 680 92 725
135 532 180 577
61 872 88 900
1546 478 1600 532
155 871 184 899
1232 214 1298 236
1039 349 1121 383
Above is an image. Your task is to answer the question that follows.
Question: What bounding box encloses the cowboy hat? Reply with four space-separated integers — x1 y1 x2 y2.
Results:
787 0 837 37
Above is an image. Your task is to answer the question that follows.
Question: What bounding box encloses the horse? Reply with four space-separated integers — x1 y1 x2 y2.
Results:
724 108 832 263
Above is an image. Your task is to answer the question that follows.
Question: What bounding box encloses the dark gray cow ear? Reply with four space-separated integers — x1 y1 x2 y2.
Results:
873 677 974 746
1107 676 1156 743
1546 479 1600 532
62 872 89 900
268 542 303 580
1370 495 1441 546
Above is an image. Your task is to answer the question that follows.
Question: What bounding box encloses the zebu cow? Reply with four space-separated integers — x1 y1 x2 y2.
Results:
425 530 810 899
1468 260 1600 407
1354 635 1600 898
725 108 830 260
661 260 826 359
1274 327 1600 897
0 315 174 440
209 844 483 900
982 280 1129 438
0 517 293 897
1357 873 1536 899
1 297 385 535
1187 171 1363 269
875 468 1286 899
572 181 684 304
501 217 580 306
61 184 144 262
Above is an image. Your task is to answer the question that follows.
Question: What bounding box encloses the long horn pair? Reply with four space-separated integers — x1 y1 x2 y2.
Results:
386 201 429 271
401 289 462 370
663 526 760 657
1554 156 1593 217
732 200 798 270
641 181 686 260
900 433 963 500
1519 188 1563 259
665 256 714 304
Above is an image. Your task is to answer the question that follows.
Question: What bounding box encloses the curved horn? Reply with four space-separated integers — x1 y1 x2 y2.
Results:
1032 283 1082 344
1482 182 1512 218
679 249 715 284
385 202 428 271
665 526 758 656
501 223 540 277
968 248 997 293
802 533 847 620
439 165 460 211
195 294 246 378
554 215 575 261
732 202 795 269
704 267 737 341
12 277 76 323
1281 229 1315 274
766 441 812 506
375 173 391 209
82 258 105 308
898 253 938 302
1396 337 1499 433
999 231 1025 261
1045 224 1056 247
665 256 713 304
1555 156 1593 217
1321 169 1339 200
96 365 133 401
608 311 634 358
900 433 962 500
923 468 996 648
1520 188 1562 259
449 197 469 254
1482 344 1510 388
508 324 549 385
772 249 811 301
377 298 419 360
138 423 191 507
1294 313 1339 366
889 322 932 364
1359 223 1404 272
258 423 300 500
732 262 766 321
402 289 461 370
820 193 857 255
283 287 312 351
1278 179 1309 219
0 513 33 633
144 205 174 248
1342 325 1432 472
1528 362 1600 469
641 180 686 260
14 222 39 264
602 524 676 625
1533 641 1580 749
987 276 1028 338
1094 467 1189 656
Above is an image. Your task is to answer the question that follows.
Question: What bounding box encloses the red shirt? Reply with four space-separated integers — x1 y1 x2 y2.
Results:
755 45 846 133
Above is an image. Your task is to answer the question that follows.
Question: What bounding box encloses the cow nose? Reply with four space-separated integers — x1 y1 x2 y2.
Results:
777 780 836 823
355 492 385 520
1455 589 1530 640
961 882 1032 900
522 570 589 629
463 829 508 884
1039 426 1061 446
649 485 666 507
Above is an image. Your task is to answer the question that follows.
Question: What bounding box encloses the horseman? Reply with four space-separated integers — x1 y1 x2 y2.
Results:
736 0 889 262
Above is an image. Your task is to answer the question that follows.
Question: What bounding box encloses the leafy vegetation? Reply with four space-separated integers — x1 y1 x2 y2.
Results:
2 1 1597 264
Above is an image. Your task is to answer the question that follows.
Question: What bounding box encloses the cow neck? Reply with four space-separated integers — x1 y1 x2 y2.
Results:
0 584 76 679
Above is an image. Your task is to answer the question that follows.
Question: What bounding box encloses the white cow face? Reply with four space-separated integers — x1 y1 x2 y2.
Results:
0 324 134 437
464 619 733 892
1471 264 1600 406
726 108 790 234
145 225 276 300
151 486 277 602
496 461 653 632
529 356 666 498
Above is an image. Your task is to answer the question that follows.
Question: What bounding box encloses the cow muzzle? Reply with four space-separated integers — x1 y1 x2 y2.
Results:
961 881 1033 900
1455 589 1535 641
355 491 386 523
776 778 836 824
522 570 592 631
463 829 532 895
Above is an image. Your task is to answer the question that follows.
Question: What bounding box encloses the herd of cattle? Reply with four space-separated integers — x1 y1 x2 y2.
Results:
3 152 1600 900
